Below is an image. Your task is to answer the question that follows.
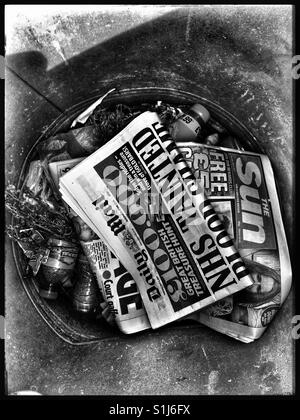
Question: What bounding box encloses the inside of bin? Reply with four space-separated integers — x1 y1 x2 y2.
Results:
12 87 263 345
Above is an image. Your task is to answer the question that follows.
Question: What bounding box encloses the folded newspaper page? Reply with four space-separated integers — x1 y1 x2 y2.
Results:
177 142 292 342
81 240 151 333
49 158 151 334
59 111 254 329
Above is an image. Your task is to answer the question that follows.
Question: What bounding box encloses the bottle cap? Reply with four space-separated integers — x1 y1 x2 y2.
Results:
190 104 210 123
78 253 89 264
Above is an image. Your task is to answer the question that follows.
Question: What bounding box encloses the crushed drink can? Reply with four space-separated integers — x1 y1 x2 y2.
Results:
39 238 79 299
72 254 101 315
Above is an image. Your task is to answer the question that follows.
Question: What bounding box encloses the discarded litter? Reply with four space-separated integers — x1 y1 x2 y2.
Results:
5 95 292 343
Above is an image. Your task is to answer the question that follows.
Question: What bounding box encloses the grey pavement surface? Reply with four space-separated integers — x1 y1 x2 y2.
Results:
5 5 295 395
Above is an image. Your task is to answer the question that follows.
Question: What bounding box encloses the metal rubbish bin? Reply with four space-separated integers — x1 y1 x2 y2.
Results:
11 87 265 344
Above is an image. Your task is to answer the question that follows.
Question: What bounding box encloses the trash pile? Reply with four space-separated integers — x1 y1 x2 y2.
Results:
5 89 292 342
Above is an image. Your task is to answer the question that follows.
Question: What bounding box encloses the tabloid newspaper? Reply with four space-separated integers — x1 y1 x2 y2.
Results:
48 157 151 334
177 142 292 342
59 111 253 329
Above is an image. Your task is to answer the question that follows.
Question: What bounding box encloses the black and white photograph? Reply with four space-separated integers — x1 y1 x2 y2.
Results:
2 4 298 403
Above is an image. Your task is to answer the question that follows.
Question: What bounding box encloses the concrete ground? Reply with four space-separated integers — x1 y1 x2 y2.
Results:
5 5 295 395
